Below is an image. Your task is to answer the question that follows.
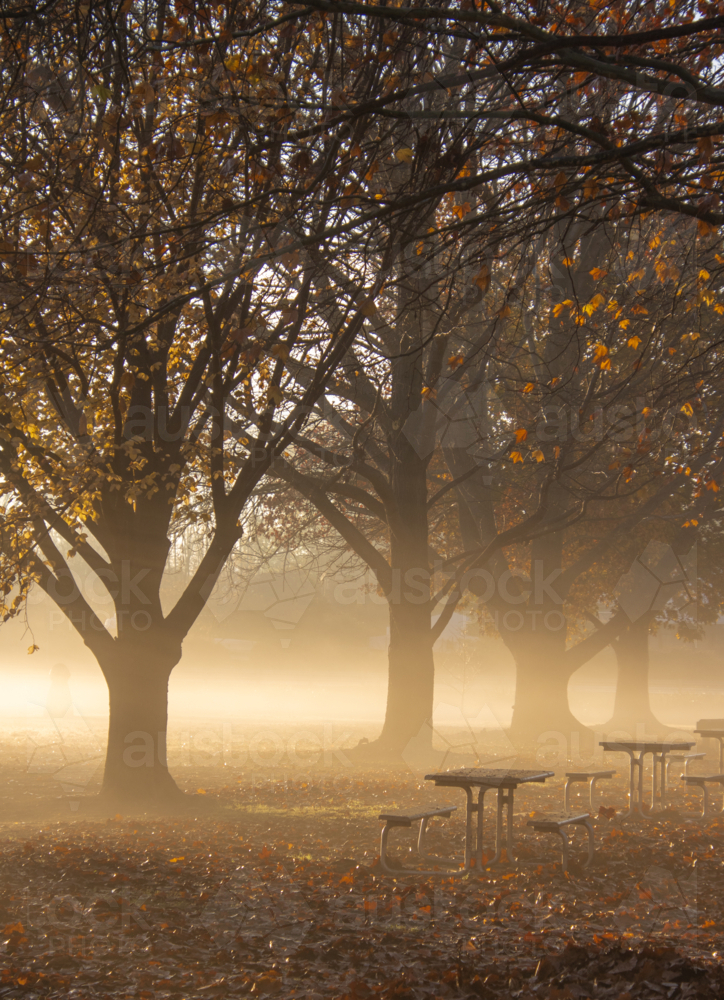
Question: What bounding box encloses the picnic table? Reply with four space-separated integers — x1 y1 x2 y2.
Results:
600 740 695 817
424 768 553 869
694 720 724 772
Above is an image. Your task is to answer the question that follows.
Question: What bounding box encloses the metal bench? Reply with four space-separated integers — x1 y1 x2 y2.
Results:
681 774 724 818
527 814 595 872
564 770 617 811
665 752 705 780
695 720 724 772
378 806 457 874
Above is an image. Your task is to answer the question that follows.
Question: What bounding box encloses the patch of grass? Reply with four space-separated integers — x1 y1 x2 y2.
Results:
220 799 382 819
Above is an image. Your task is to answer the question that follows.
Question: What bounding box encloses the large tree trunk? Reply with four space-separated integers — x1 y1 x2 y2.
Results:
373 416 435 755
378 598 435 752
503 531 589 742
604 612 663 736
509 642 585 740
97 629 186 807
451 461 590 743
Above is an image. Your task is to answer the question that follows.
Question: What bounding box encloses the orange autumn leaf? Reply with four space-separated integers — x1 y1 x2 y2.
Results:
473 264 490 292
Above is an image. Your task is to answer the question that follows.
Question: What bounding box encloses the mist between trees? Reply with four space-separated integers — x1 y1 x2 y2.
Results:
1 0 724 806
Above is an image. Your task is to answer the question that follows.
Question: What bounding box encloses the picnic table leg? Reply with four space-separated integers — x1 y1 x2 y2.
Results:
652 752 668 811
503 787 517 862
618 748 637 818
651 752 659 809
490 786 516 864
474 786 491 870
463 786 474 871
665 756 676 783
660 752 669 809
636 750 650 814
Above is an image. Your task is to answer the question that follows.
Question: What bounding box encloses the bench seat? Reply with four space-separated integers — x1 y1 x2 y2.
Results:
379 806 458 874
681 774 724 818
564 770 617 811
378 806 456 827
666 752 705 778
527 813 595 871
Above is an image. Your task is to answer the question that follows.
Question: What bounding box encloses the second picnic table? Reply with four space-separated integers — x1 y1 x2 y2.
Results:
424 767 553 869
694 719 724 772
600 740 695 817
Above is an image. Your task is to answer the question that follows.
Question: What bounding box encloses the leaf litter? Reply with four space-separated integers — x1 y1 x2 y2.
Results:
0 748 723 999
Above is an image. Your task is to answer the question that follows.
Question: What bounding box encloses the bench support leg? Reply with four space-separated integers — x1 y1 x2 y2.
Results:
565 776 611 813
589 776 600 811
564 778 572 813
417 817 458 868
380 819 462 876
380 821 397 875
556 828 570 873
583 819 595 867
553 820 594 872
700 783 724 819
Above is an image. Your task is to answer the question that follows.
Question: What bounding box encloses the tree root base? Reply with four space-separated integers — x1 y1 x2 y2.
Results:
87 781 207 817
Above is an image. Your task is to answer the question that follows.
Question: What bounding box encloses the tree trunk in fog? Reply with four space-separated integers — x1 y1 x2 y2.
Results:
378 599 435 752
605 612 663 734
277 445 438 757
41 513 240 809
99 636 185 805
376 437 435 753
501 531 590 740
451 458 590 741
508 645 584 739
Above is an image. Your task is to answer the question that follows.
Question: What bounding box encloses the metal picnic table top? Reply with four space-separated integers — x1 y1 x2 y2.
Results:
424 768 554 788
599 740 695 754
695 719 724 737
